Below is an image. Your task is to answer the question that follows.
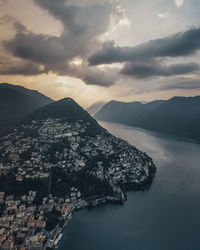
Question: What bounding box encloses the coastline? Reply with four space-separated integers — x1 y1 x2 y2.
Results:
0 116 157 249
53 163 156 249
99 121 200 145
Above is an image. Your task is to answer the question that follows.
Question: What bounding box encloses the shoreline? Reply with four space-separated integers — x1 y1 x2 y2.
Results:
99 121 200 145
53 164 156 249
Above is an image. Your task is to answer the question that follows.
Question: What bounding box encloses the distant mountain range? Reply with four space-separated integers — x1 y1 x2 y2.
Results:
1 82 200 142
95 100 164 125
0 83 53 133
95 96 200 142
87 101 107 116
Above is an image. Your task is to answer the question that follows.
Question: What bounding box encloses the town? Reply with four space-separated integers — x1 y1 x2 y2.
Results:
0 118 155 249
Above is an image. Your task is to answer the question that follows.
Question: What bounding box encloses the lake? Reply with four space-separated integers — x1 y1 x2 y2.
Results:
58 121 200 250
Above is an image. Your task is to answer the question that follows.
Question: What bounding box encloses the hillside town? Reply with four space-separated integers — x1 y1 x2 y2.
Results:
0 118 155 249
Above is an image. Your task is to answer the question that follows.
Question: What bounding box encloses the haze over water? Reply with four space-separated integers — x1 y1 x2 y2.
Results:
59 121 200 250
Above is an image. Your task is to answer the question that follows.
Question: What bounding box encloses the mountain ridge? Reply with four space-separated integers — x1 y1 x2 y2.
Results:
95 96 200 142
0 83 53 134
0 93 156 201
87 101 107 116
20 97 105 136
95 99 164 125
0 83 53 103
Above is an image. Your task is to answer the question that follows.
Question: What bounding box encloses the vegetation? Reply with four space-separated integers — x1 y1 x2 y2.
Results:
45 209 62 231
0 172 48 198
50 167 113 198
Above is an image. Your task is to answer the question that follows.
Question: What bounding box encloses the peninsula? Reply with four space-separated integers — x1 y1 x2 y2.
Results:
0 97 156 249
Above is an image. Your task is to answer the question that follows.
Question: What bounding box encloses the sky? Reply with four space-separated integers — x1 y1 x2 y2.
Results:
0 0 200 108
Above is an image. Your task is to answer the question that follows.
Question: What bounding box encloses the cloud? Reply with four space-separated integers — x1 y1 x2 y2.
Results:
2 0 199 90
1 0 124 86
174 0 184 7
2 23 117 86
4 30 68 64
121 61 200 78
157 12 169 19
0 56 44 75
121 77 200 95
89 28 200 65
3 1 112 64
161 79 200 91
33 0 112 43
89 27 200 80
82 67 117 86
62 62 117 87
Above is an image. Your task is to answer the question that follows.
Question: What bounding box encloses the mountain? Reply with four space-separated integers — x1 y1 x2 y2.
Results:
23 97 105 136
0 83 53 133
87 101 107 116
95 96 200 142
95 100 164 125
0 97 155 201
25 97 97 121
134 96 200 141
0 96 156 248
0 83 52 103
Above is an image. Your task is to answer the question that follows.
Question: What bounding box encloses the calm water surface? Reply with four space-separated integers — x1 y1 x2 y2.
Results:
59 122 200 250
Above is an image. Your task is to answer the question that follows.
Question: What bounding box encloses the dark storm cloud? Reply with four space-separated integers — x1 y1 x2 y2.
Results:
3 0 112 65
83 68 116 86
2 0 118 86
62 63 117 87
0 56 44 75
3 31 67 64
3 0 200 86
34 0 111 37
89 28 200 65
121 61 200 78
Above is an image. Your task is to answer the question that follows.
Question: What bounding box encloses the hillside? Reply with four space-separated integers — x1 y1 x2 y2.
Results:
0 83 53 133
95 96 200 141
0 95 156 249
0 83 52 103
135 96 200 141
23 97 105 136
0 96 156 201
95 100 164 125
87 101 107 116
